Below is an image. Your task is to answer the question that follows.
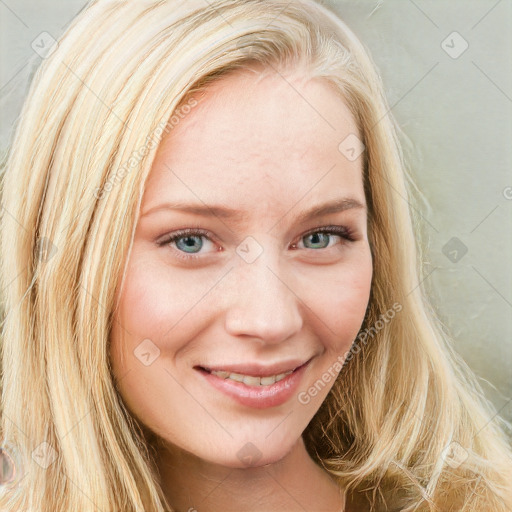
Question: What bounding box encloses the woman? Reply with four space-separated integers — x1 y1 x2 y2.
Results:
0 0 511 510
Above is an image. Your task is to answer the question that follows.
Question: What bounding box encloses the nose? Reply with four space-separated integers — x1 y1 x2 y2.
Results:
223 251 303 345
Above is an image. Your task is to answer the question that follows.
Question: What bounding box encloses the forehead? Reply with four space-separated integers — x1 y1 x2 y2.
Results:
142 68 365 220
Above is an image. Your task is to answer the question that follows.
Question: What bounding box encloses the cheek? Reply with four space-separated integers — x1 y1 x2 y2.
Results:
309 250 372 353
109 257 199 423
109 261 177 392
112 257 215 350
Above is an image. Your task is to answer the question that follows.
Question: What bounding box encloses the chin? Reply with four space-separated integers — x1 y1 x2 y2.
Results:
206 437 300 470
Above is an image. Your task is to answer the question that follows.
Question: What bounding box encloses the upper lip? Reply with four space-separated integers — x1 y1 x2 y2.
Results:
196 357 312 377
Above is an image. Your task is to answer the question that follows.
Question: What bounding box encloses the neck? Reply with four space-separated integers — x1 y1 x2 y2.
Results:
155 436 345 512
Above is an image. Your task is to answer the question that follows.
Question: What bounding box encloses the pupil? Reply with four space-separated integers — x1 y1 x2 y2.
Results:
178 236 202 253
307 233 328 248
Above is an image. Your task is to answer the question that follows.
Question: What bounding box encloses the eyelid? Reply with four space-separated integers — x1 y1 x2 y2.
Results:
297 225 355 244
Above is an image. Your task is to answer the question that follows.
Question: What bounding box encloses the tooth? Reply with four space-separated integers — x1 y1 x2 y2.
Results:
243 375 261 386
211 370 229 379
209 368 295 385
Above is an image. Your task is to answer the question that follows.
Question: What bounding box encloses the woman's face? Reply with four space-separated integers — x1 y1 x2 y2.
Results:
110 67 373 468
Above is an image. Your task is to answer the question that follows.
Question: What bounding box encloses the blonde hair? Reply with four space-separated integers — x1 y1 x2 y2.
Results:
1 0 511 510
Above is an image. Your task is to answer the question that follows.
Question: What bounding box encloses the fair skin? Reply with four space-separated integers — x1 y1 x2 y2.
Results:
110 66 373 511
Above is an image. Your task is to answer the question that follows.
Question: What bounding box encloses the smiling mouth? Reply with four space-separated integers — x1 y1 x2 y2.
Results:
199 368 294 386
195 359 311 388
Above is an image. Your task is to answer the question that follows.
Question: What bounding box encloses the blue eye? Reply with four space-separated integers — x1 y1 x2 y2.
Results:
299 228 350 250
174 234 203 253
157 228 215 260
157 225 355 261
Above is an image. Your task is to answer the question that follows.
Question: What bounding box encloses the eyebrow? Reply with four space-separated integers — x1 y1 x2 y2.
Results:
140 197 366 225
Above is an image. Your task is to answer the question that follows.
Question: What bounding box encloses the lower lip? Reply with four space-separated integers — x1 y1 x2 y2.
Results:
196 361 310 409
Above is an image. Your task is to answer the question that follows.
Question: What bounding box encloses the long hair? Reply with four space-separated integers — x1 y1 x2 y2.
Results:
0 1 511 510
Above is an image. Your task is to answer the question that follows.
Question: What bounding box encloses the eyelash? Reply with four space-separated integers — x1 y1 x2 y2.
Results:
157 225 356 261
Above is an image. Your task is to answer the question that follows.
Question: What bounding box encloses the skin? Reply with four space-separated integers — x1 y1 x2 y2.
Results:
110 65 373 512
